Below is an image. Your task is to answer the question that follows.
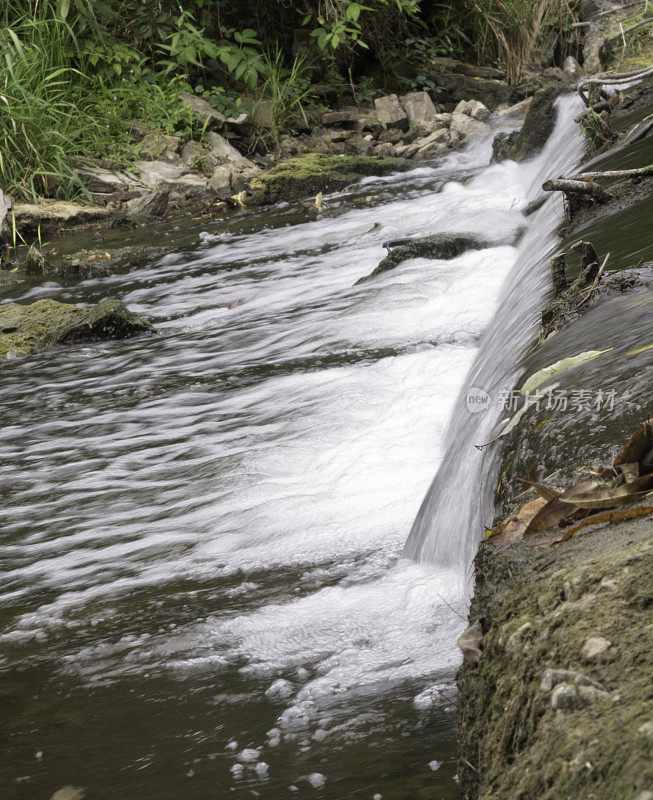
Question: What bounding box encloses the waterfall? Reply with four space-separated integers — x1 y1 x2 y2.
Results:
404 93 586 573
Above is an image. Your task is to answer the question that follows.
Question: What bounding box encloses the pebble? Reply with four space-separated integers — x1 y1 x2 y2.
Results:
551 684 609 710
581 636 611 661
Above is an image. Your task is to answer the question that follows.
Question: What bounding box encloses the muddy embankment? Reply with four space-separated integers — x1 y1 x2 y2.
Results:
457 36 653 800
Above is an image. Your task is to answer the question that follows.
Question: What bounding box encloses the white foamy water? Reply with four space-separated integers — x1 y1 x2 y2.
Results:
0 105 582 796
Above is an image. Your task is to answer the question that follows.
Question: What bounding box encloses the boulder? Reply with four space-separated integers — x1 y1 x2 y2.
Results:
491 131 520 163
453 99 491 122
12 201 113 235
225 113 251 136
563 56 583 80
425 69 509 109
247 153 411 205
134 160 190 189
126 190 169 218
206 131 253 166
450 113 490 140
77 168 135 194
403 128 450 159
24 245 53 276
180 91 226 130
374 142 396 157
322 110 355 125
356 233 487 283
400 91 439 129
181 140 206 167
0 189 13 242
506 83 566 161
252 98 276 129
209 165 234 198
493 97 533 119
374 95 408 128
136 129 181 160
0 297 154 359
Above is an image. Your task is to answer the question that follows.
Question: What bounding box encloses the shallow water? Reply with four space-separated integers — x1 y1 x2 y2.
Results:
1 109 583 800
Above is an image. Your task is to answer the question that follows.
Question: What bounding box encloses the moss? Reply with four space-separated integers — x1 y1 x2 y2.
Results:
355 233 487 284
458 518 653 800
508 83 567 162
247 153 412 205
0 297 154 359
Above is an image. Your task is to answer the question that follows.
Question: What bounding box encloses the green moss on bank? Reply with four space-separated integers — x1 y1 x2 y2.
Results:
508 83 567 162
458 517 653 800
247 153 412 204
0 297 154 359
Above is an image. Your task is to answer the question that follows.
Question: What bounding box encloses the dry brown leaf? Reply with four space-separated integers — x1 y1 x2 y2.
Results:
559 473 653 509
519 479 561 501
614 418 652 467
525 496 580 533
491 496 549 547
534 505 653 548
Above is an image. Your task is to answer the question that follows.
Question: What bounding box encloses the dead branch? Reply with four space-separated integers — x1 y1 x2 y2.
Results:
542 178 612 203
600 18 653 64
622 112 653 144
571 240 602 287
579 64 653 90
572 164 653 180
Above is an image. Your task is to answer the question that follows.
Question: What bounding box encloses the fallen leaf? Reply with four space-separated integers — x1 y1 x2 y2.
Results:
525 496 579 533
476 383 561 449
520 349 612 395
534 505 653 547
617 342 653 358
488 496 549 546
519 479 560 501
614 418 652 468
559 473 653 509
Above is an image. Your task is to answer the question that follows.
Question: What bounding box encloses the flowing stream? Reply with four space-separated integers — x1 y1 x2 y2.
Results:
1 96 584 800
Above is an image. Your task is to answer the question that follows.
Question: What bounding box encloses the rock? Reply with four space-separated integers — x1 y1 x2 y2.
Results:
454 99 491 122
77 168 135 194
133 160 189 189
181 140 206 167
374 142 396 157
491 131 520 163
352 137 375 157
225 113 251 135
424 60 509 109
136 129 181 160
457 620 484 665
400 129 448 159
24 245 49 276
50 788 85 800
1 189 14 242
322 110 355 125
581 636 612 661
378 129 406 145
543 66 568 82
167 174 211 201
505 622 532 657
247 153 411 205
251 98 276 129
180 91 225 130
12 201 113 235
206 131 252 165
539 669 605 693
506 83 566 161
126 190 169 218
208 165 233 198
374 94 408 128
563 56 583 80
450 113 490 140
128 120 149 142
400 91 439 129
356 233 486 283
0 297 154 359
550 683 610 710
493 97 533 119
638 720 653 739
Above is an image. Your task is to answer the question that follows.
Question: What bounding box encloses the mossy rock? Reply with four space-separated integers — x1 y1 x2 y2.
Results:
507 83 567 162
356 233 488 284
0 297 154 359
247 153 412 205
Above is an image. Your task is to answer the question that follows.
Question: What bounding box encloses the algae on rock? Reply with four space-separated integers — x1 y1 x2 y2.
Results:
508 83 567 162
0 297 154 359
247 153 411 205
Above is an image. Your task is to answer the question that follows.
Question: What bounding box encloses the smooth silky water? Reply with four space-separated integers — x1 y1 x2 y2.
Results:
1 98 584 800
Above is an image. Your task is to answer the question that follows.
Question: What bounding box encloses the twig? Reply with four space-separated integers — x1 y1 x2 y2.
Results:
437 593 468 621
622 112 653 144
593 0 648 18
600 18 653 62
572 164 653 180
542 178 612 203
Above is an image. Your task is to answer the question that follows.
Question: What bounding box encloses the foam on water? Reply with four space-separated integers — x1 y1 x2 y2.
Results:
0 106 582 792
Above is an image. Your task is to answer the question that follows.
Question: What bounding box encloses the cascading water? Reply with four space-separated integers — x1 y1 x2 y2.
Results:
0 95 583 799
405 93 586 573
